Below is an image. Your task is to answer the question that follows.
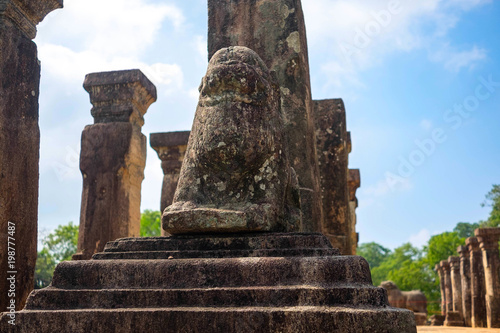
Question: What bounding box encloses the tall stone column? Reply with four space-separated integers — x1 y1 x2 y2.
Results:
442 259 464 326
0 0 62 311
348 168 360 255
449 256 463 316
314 99 350 253
458 245 472 327
466 236 487 328
150 131 190 236
73 69 157 260
441 260 453 313
207 0 324 233
435 264 447 316
475 227 500 328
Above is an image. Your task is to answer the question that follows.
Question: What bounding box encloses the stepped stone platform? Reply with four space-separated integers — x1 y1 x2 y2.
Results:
0 233 416 332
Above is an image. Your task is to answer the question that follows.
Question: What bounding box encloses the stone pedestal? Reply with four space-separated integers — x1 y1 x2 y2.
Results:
72 70 156 260
449 256 463 320
458 245 472 327
313 99 350 254
1 233 416 332
444 311 464 326
435 264 447 316
348 168 360 255
430 314 445 326
466 237 487 328
0 0 62 312
150 131 190 236
207 0 323 233
475 227 500 328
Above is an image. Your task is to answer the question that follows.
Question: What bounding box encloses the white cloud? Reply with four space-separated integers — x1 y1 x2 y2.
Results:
408 228 431 248
361 174 413 198
430 45 487 72
37 44 184 94
36 0 184 57
303 0 490 89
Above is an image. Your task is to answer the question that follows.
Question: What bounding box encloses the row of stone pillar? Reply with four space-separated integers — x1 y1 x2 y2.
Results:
435 227 500 328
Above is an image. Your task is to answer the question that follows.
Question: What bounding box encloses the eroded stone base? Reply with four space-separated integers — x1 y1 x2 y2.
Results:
0 233 416 332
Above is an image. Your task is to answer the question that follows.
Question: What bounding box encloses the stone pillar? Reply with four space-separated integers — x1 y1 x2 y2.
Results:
348 168 360 255
475 227 500 328
150 131 190 236
458 245 472 327
0 0 62 311
441 260 453 313
207 0 323 233
73 69 156 260
449 256 463 316
314 99 351 254
466 236 487 328
435 264 447 316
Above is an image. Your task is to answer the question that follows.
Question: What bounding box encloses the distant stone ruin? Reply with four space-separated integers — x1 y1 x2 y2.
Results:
379 281 428 325
434 227 500 328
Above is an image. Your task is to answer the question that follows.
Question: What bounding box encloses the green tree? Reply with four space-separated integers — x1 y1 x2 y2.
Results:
453 222 480 239
140 209 162 237
422 232 465 268
481 184 500 227
371 243 421 287
357 242 391 269
34 222 79 289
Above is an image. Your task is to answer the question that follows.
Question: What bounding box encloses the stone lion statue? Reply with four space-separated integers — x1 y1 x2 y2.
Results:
379 281 427 314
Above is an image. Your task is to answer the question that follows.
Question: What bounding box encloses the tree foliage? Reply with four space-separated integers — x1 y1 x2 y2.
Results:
422 232 465 268
453 222 480 239
357 242 391 269
140 209 162 237
34 222 79 289
481 184 500 227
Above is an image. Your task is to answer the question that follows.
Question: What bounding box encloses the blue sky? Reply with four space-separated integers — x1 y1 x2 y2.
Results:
34 0 499 249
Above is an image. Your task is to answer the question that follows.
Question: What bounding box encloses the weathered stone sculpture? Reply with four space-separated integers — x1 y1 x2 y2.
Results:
163 47 302 234
475 227 500 328
72 69 156 260
458 245 472 327
0 46 416 333
466 236 487 328
0 0 62 312
150 131 190 236
348 168 361 255
207 0 323 233
379 281 427 325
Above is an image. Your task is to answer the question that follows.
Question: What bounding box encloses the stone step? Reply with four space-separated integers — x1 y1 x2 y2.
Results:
52 256 372 289
1 306 417 333
92 248 339 260
25 285 387 310
101 233 337 254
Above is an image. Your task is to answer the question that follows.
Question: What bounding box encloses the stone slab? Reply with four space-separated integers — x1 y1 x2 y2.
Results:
1 306 416 333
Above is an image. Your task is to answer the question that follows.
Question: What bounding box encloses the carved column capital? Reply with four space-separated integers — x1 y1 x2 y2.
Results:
83 69 157 126
150 131 190 175
457 245 469 259
475 227 500 250
449 256 460 271
0 0 62 39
